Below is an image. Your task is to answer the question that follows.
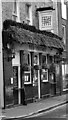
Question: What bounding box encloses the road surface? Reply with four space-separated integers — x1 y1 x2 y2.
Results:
24 103 68 119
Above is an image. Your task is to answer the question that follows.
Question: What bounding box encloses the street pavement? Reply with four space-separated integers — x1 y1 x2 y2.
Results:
26 103 67 118
2 94 68 120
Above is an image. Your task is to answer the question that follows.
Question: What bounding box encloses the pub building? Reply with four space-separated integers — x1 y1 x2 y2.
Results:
2 19 64 108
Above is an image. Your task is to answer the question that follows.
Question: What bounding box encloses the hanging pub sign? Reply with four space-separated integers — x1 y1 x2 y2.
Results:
39 11 53 30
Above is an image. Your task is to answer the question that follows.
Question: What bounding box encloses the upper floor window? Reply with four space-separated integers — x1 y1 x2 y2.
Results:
12 0 20 22
61 0 67 19
25 3 32 25
62 25 66 49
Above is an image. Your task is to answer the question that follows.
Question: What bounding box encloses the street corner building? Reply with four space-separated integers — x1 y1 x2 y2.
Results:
2 19 64 108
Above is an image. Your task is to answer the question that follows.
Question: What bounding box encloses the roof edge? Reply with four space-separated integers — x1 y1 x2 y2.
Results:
3 19 62 40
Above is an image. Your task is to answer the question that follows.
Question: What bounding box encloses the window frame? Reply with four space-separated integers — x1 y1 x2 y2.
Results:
24 52 31 85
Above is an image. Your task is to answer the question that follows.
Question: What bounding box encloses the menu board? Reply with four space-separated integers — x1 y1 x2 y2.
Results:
13 66 18 88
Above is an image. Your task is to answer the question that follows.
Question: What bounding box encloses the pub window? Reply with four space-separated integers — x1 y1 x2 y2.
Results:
41 69 48 82
34 55 38 65
33 53 39 86
24 52 31 84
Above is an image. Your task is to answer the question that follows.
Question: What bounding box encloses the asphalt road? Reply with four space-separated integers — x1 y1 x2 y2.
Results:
23 103 68 120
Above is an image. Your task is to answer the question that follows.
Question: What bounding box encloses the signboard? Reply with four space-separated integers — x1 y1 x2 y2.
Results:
39 11 53 30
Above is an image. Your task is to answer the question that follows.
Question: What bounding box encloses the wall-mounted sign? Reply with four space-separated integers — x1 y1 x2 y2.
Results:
56 65 60 75
39 11 53 30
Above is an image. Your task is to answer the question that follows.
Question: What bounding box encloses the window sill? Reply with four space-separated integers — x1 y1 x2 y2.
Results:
42 80 48 83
